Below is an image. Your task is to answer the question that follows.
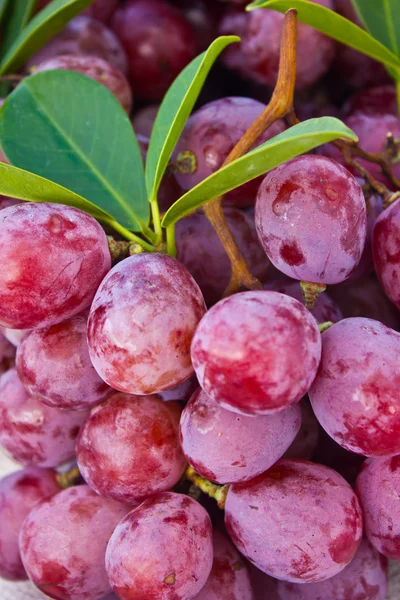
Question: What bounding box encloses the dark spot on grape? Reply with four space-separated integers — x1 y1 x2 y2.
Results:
280 241 305 266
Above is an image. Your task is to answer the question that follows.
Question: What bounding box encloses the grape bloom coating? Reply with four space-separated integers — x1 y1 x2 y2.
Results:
88 253 206 395
191 290 321 415
255 155 367 284
225 460 363 583
0 203 111 330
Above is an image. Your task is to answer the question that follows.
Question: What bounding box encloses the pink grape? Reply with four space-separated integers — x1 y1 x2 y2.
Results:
194 530 254 600
0 467 60 581
284 399 320 461
343 85 398 117
191 290 321 415
16 315 110 411
173 97 285 207
87 253 206 395
356 456 400 560
19 485 131 600
255 155 367 284
77 392 186 503
309 317 400 457
225 459 363 583
132 104 160 137
0 203 111 330
106 492 213 600
0 369 88 468
373 197 400 309
180 388 301 484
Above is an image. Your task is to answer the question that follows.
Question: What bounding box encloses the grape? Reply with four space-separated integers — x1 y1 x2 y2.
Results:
343 85 398 117
0 330 15 375
88 253 206 395
219 1 335 89
34 55 133 113
173 97 285 207
19 485 131 600
111 0 197 100
176 208 269 306
284 399 320 461
132 105 160 137
16 315 110 411
0 327 30 347
270 538 388 599
106 492 213 600
264 280 343 323
180 388 301 484
77 392 186 503
27 16 128 74
0 467 60 581
356 456 400 560
373 197 400 309
158 373 199 402
309 317 400 457
194 530 253 600
0 203 111 330
0 369 88 468
350 192 383 280
37 0 120 23
312 427 365 487
191 290 321 415
0 195 20 210
225 459 363 583
255 155 367 284
172 0 224 52
218 8 248 77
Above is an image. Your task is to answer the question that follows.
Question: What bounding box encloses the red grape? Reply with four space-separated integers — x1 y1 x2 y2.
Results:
373 197 400 309
0 195 20 210
19 485 131 600
16 315 110 411
356 456 400 560
106 492 213 600
0 203 111 330
111 0 197 100
284 399 320 461
83 0 119 23
225 459 363 583
255 155 367 284
173 97 285 207
0 467 60 581
77 392 186 503
191 290 321 415
343 85 398 117
0 369 88 468
180 388 301 484
132 104 160 138
309 317 400 457
172 0 224 52
87 253 206 395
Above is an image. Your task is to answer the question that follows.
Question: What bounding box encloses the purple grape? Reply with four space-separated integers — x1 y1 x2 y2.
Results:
0 330 15 375
255 155 367 285
373 197 400 309
16 316 110 411
77 392 186 503
356 456 400 560
0 203 111 330
176 208 269 306
173 97 286 207
312 427 365 487
343 85 398 117
0 467 60 581
284 399 320 461
309 318 400 457
350 192 383 280
180 388 301 484
0 195 20 210
132 104 160 137
194 530 254 600
0 369 88 468
19 485 131 600
191 290 321 415
87 253 206 395
106 492 213 600
37 0 120 23
173 0 224 52
225 459 363 583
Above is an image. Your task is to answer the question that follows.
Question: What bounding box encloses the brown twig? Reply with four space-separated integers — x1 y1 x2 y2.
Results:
204 9 298 298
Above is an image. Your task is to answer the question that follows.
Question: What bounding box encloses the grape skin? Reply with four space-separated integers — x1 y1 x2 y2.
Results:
19 485 131 600
106 492 213 600
255 155 367 285
373 197 400 309
16 315 110 411
77 392 186 503
180 388 301 484
225 459 363 583
0 369 88 468
309 317 400 457
0 467 60 581
343 85 397 117
0 203 111 330
87 253 206 395
356 456 400 560
191 291 321 415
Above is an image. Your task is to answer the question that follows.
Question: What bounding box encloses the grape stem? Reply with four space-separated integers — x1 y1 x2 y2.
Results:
56 466 81 490
185 466 229 509
204 9 298 298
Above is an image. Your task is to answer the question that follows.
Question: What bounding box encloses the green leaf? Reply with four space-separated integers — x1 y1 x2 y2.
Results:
0 0 95 75
0 0 37 60
0 0 9 26
352 0 400 58
246 0 400 74
0 161 112 222
145 36 240 203
0 70 148 231
162 117 358 227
